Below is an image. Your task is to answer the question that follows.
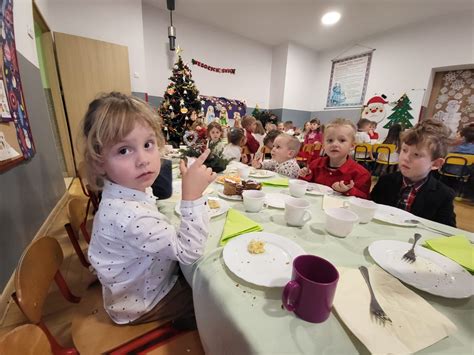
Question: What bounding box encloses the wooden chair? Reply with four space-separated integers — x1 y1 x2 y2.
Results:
0 324 53 355
64 198 91 268
296 143 316 165
12 236 168 355
260 145 272 159
373 144 398 175
77 161 99 215
438 153 474 196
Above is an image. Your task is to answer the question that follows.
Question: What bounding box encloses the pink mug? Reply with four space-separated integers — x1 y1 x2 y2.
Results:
282 255 339 323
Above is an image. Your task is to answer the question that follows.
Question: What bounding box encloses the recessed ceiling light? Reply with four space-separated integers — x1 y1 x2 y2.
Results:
321 11 341 26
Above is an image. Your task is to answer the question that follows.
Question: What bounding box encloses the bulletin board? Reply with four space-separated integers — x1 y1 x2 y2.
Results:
0 0 35 172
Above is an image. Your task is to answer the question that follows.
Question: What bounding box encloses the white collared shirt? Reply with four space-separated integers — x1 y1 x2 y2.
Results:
88 181 209 324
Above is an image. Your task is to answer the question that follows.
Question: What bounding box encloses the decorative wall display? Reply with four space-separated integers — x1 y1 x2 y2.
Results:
361 89 425 141
429 69 473 138
200 95 246 126
326 51 373 108
0 0 35 172
191 59 236 74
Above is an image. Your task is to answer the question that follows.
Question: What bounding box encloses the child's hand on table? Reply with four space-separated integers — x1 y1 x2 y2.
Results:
180 149 217 201
332 180 354 194
298 167 311 177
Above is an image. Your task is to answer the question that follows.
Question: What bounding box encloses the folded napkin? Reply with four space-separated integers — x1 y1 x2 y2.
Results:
424 235 474 273
333 265 457 354
322 195 346 210
219 208 263 246
261 178 289 187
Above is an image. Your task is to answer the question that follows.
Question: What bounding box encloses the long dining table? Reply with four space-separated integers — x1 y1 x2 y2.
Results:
159 167 473 354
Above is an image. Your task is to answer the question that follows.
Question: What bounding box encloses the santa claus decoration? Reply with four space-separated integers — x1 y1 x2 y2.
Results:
361 95 388 124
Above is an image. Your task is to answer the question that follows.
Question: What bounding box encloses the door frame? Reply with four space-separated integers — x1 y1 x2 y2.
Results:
33 2 76 176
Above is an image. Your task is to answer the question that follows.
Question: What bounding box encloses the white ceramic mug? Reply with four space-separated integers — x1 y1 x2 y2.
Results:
345 197 378 224
289 180 308 198
325 208 359 237
284 197 312 227
238 166 251 180
242 190 266 212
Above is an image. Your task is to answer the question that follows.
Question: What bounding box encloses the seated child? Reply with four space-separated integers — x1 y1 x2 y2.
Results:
283 120 295 135
373 123 402 176
222 127 248 163
304 118 323 145
207 121 225 153
371 119 456 226
368 121 380 140
82 92 216 326
241 115 260 156
259 129 282 160
299 118 371 198
252 133 301 178
253 120 266 147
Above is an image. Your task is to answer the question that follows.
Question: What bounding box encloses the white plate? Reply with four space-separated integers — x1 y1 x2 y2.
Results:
265 192 289 209
217 191 242 201
249 169 277 178
175 197 229 218
369 240 473 298
223 232 306 287
374 204 418 226
306 183 333 196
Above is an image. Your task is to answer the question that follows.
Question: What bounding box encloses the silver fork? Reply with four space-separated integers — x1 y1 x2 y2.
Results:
359 266 392 324
401 233 422 263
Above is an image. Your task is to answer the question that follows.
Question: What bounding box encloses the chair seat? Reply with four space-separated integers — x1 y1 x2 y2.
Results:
71 284 162 354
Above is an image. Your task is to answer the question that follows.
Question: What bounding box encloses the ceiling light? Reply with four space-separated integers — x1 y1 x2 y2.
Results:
321 11 341 26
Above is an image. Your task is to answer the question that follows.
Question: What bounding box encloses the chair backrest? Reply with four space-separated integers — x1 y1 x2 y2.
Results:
260 145 271 155
313 142 322 151
77 161 90 197
354 143 372 153
14 237 63 324
68 198 86 234
444 153 474 166
373 143 396 154
301 144 315 153
0 324 53 355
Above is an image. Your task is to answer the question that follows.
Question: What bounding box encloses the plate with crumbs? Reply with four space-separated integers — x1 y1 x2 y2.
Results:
249 169 277 178
223 232 305 287
369 240 473 298
175 197 229 218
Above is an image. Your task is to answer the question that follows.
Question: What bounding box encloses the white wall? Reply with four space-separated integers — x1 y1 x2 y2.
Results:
269 43 288 109
313 12 474 111
35 0 147 92
142 2 272 108
13 0 36 64
283 42 318 111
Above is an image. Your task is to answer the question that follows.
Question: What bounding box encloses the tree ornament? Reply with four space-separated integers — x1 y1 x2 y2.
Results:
181 107 189 114
167 87 175 95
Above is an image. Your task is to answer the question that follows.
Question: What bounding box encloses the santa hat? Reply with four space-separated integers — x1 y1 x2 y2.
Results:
367 95 388 105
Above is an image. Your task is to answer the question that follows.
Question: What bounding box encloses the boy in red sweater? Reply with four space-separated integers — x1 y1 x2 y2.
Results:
299 118 371 198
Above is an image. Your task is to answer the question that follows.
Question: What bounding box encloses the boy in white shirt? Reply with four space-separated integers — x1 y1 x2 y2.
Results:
82 92 216 327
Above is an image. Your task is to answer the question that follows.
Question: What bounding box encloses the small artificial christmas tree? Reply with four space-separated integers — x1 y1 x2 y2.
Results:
158 51 202 147
383 93 414 129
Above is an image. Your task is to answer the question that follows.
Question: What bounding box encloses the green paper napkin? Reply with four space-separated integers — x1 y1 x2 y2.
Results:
261 178 289 187
219 208 263 246
424 235 474 273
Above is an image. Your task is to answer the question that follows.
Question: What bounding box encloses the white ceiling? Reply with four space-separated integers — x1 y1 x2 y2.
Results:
148 0 474 52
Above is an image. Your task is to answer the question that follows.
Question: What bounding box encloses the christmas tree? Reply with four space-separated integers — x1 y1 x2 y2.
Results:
383 93 414 129
159 51 202 147
251 105 278 128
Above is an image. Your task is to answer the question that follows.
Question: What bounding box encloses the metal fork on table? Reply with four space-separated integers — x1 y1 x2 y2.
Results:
401 233 422 263
359 266 392 324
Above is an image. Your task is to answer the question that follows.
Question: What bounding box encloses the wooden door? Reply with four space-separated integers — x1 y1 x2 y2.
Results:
54 32 131 166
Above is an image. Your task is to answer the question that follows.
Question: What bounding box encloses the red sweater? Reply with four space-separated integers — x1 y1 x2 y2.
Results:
300 156 371 199
245 129 260 154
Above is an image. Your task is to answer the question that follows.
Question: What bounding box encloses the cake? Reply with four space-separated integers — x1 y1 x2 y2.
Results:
223 179 262 196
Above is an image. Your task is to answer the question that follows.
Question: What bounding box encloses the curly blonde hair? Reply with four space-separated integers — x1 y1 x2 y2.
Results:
81 92 164 190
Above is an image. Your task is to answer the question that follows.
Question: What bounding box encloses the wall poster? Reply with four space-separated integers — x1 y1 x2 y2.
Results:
0 0 35 173
326 51 373 108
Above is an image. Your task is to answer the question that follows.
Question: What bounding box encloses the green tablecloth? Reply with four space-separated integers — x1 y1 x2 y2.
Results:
160 176 474 354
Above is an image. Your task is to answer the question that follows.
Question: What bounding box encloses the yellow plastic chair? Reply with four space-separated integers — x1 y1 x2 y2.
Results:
439 153 474 196
353 143 373 162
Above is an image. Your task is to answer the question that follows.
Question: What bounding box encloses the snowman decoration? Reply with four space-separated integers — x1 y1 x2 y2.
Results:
434 99 461 138
361 95 389 124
